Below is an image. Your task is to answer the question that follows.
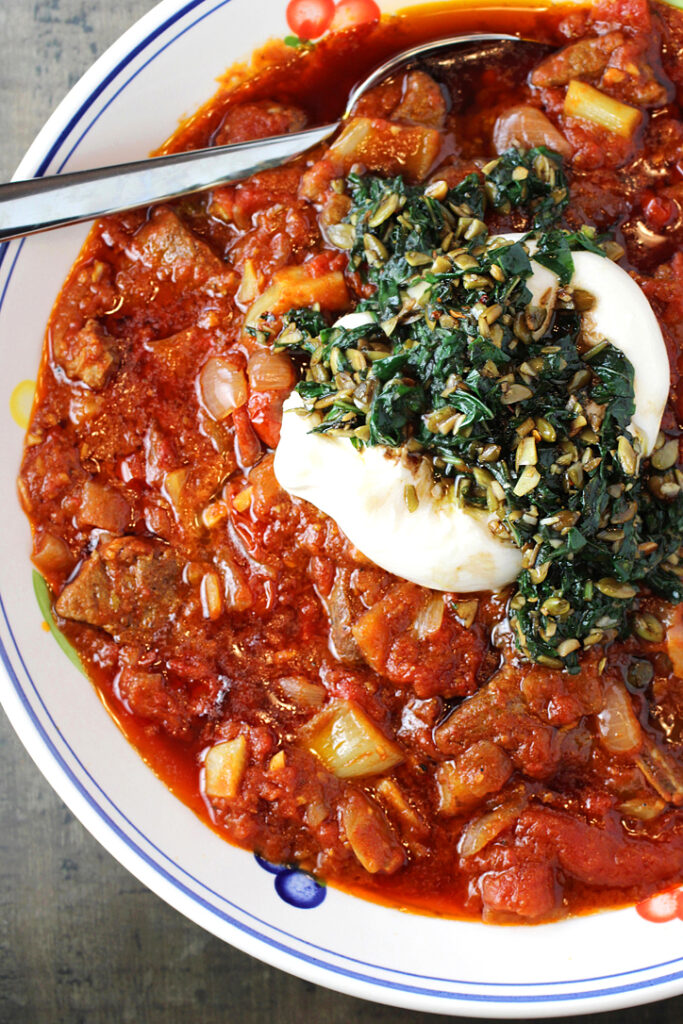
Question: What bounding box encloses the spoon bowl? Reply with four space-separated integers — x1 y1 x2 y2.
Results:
0 32 549 243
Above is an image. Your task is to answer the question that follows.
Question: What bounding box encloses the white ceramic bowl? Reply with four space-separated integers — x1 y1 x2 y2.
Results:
2 0 683 1015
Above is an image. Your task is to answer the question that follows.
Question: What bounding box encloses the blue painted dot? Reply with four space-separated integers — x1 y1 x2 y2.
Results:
254 853 286 875
275 868 326 909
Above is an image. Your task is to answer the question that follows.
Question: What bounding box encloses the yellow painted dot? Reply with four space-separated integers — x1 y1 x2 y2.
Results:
10 380 35 429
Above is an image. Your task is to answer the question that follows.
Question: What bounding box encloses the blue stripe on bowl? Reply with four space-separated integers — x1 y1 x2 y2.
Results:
1 0 682 1008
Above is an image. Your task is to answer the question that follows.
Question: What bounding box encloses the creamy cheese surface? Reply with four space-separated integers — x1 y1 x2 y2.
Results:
506 234 669 456
274 391 524 591
274 239 670 593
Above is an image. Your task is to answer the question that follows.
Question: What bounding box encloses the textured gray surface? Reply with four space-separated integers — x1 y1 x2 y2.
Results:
1 2 682 1022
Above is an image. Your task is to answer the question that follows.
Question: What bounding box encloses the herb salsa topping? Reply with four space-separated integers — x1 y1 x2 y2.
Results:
274 149 683 671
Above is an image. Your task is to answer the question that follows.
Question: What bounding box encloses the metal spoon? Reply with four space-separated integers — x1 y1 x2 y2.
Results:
0 34 547 243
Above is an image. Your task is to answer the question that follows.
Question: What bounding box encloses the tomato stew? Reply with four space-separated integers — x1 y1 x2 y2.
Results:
18 0 683 921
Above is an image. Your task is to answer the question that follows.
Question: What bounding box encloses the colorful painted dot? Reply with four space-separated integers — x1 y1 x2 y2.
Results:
255 853 285 875
10 379 35 429
275 868 326 909
254 853 326 908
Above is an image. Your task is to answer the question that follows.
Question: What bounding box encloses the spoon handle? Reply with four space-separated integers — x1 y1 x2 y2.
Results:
0 123 337 243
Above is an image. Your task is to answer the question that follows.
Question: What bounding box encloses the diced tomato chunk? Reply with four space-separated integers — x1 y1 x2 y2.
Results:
247 389 286 449
233 406 262 467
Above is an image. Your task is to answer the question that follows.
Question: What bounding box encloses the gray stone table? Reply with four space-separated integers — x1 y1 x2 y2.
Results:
0 1 682 1021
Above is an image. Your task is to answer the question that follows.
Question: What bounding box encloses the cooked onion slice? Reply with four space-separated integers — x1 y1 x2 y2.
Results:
304 699 404 779
340 790 405 874
247 350 295 391
278 675 326 708
199 357 247 421
458 789 528 859
596 680 642 757
203 735 248 799
636 735 683 806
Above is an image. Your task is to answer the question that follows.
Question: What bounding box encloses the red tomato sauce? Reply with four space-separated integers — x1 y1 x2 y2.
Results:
18 0 683 921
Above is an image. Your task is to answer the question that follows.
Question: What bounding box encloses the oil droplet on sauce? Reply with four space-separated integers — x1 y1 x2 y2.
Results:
10 380 35 429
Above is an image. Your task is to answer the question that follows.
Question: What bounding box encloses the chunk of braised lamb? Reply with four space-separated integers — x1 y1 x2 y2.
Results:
146 325 212 382
228 201 320 280
352 582 482 698
55 536 183 640
324 568 364 664
600 38 670 107
339 789 406 874
516 805 683 889
434 666 561 780
214 101 307 146
19 433 86 515
391 71 447 129
479 862 558 922
640 253 683 389
31 532 76 582
53 317 120 390
76 480 131 533
127 206 227 287
117 667 193 740
212 166 304 230
492 105 572 159
436 741 513 816
519 659 603 726
397 697 444 760
530 31 626 87
562 169 635 233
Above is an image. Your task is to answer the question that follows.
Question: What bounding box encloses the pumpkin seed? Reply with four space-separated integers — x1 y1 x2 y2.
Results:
363 233 388 263
479 444 501 463
424 179 448 200
597 577 637 600
405 250 431 267
571 288 596 312
403 484 419 512
537 654 564 668
617 435 638 476
464 218 487 240
463 273 491 290
453 253 479 271
368 192 400 227
651 439 678 471
513 465 541 496
516 435 538 467
529 561 550 584
326 222 355 249
633 612 665 643
557 638 581 657
535 417 557 443
502 383 533 405
431 255 452 275
541 596 571 616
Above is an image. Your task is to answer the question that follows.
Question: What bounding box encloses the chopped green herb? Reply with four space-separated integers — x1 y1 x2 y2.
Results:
273 149 683 670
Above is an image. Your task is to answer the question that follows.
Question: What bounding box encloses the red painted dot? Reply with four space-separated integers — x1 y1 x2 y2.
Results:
286 0 335 39
636 888 681 923
330 0 381 32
